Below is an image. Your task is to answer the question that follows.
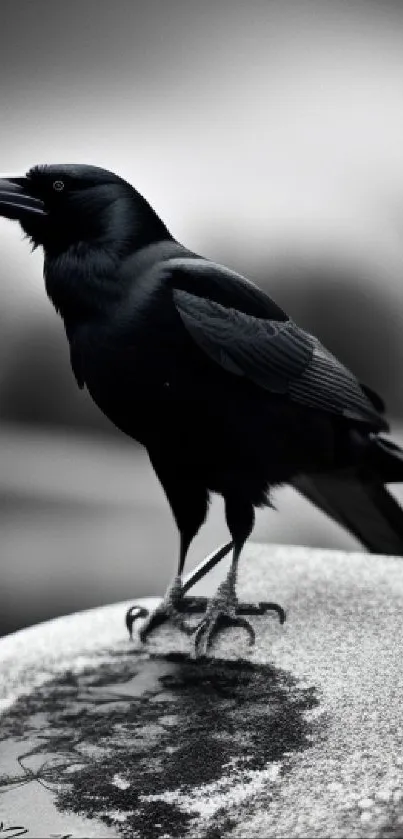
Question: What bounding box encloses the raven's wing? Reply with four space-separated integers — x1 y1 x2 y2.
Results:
169 260 386 431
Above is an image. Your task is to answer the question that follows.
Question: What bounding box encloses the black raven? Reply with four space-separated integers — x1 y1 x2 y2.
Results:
1 163 403 655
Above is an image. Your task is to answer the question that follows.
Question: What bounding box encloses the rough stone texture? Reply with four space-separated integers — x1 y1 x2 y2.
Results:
1 544 403 837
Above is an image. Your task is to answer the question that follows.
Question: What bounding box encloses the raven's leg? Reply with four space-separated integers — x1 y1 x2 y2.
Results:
138 533 199 640
192 495 284 656
134 464 210 641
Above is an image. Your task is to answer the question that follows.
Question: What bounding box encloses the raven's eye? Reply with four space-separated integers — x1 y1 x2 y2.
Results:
52 180 65 192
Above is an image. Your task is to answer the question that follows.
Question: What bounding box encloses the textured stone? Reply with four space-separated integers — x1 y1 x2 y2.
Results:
1 543 403 838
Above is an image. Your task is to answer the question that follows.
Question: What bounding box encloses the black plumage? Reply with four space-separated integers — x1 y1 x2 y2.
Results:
0 162 403 654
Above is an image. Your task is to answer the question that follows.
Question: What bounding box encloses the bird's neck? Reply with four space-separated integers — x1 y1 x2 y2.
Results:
43 233 179 332
43 247 120 328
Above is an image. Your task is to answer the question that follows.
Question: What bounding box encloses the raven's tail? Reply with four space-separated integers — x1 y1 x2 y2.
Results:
291 436 403 555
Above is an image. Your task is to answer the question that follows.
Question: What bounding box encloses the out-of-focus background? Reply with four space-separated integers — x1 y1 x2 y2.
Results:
2 0 403 637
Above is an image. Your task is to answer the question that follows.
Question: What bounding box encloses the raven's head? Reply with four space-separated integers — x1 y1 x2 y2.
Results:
0 163 169 255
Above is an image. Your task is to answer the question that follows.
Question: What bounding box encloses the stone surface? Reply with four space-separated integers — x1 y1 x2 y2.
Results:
1 544 403 837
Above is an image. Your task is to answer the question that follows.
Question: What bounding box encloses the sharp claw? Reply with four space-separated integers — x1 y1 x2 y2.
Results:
230 616 256 646
126 595 285 647
135 583 198 642
193 611 256 656
125 605 149 639
259 602 286 624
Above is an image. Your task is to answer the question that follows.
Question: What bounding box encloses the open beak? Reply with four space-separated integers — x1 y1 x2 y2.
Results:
0 176 45 220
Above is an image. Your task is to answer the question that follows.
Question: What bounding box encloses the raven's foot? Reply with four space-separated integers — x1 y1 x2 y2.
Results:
135 576 194 643
191 579 286 657
192 578 251 657
125 576 286 650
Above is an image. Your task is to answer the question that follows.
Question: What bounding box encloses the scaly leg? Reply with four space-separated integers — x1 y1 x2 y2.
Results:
136 534 195 641
127 461 210 643
192 543 256 655
192 493 284 656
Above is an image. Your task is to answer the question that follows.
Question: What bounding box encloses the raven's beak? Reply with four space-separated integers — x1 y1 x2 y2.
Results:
0 176 45 220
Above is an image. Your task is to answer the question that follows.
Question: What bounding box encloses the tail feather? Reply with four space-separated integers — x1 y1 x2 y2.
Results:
291 436 403 556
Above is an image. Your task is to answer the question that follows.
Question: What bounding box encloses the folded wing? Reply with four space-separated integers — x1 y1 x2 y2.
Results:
173 286 387 431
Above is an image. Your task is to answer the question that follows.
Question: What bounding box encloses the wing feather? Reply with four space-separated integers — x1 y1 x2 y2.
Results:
173 286 386 430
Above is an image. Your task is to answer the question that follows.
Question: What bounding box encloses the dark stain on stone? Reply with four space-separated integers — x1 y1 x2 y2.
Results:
0 650 322 838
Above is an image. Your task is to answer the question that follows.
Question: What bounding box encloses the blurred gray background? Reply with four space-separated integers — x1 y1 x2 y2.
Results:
2 0 403 637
